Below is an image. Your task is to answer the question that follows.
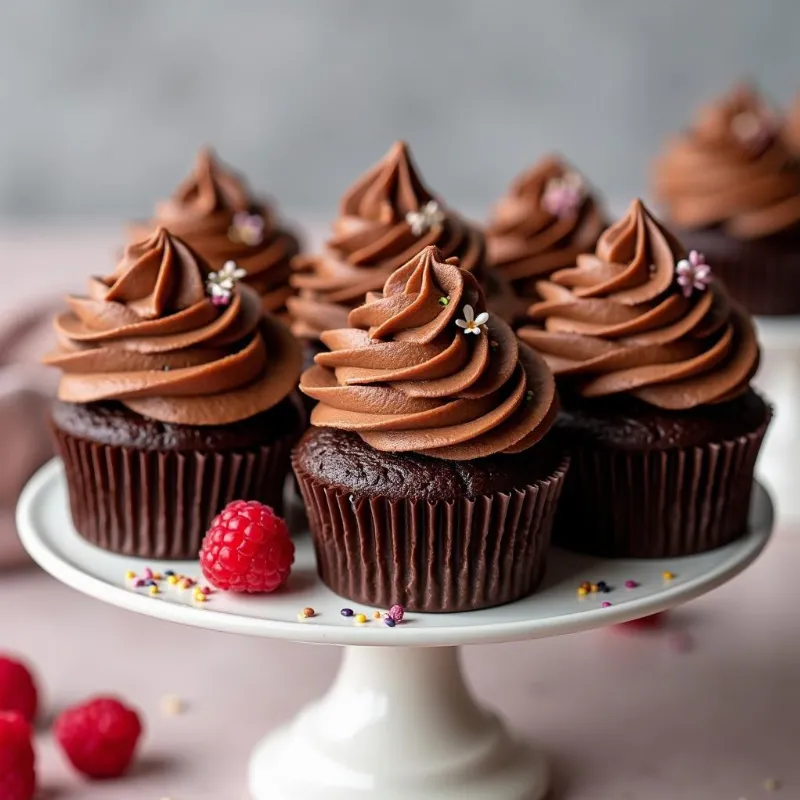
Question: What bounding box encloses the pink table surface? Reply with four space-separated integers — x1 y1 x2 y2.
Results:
0 526 794 800
0 225 797 799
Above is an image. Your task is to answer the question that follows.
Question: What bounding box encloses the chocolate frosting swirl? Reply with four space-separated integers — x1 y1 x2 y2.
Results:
300 245 557 460
486 156 607 304
288 141 487 342
130 148 300 315
517 200 760 410
653 85 800 238
44 228 301 425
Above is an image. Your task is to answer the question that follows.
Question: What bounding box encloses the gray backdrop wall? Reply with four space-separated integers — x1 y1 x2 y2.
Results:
3 0 800 220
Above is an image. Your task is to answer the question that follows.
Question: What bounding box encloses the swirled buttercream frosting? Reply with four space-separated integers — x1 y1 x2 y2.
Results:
44 227 301 425
288 141 487 342
653 84 800 238
517 200 759 410
486 156 607 301
299 245 557 460
130 148 300 315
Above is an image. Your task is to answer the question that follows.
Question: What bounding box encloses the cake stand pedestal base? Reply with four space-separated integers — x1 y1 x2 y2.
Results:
248 645 548 800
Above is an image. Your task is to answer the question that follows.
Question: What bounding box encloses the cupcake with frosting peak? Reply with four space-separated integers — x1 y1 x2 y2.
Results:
486 155 607 323
288 141 495 352
130 147 300 318
293 245 568 611
518 199 770 557
652 84 800 315
44 227 303 558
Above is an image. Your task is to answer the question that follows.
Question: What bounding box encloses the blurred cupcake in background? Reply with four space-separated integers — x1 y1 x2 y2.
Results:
518 199 770 558
652 84 800 316
486 155 607 325
130 147 301 319
784 90 800 155
288 141 510 367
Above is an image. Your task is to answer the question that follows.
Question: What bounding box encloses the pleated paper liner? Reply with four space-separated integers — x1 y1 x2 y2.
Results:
552 415 770 559
679 227 800 316
52 425 296 560
293 453 570 613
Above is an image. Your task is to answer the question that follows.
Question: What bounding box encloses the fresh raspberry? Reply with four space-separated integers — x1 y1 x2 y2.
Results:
0 711 35 800
54 696 142 779
616 612 668 631
200 500 294 592
0 657 38 723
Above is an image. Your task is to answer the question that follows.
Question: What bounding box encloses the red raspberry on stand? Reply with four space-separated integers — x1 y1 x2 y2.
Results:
0 656 38 723
55 696 142 779
200 500 295 593
0 711 35 800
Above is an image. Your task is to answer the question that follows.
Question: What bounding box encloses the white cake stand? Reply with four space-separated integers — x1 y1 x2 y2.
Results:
17 459 773 800
754 315 800 522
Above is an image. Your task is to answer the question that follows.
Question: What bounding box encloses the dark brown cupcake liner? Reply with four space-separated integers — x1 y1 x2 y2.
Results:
679 227 800 316
552 414 770 558
292 453 570 612
52 425 296 560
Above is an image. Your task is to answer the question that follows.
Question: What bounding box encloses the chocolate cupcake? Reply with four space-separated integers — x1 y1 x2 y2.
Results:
652 84 800 316
288 141 512 353
518 199 770 558
486 155 607 324
130 148 300 318
785 91 800 156
294 245 568 612
44 228 303 558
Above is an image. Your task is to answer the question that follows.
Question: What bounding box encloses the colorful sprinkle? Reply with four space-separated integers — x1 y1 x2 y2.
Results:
355 613 368 624
662 571 676 581
133 579 144 588
384 615 396 628
193 591 207 603
164 570 175 577
200 586 212 595
148 585 159 596
525 390 534 402
576 586 588 598
372 611 382 620
579 581 591 591
624 580 639 589
143 567 153 580
489 339 499 350
161 694 184 716
601 601 612 608
300 607 315 619
145 579 157 587
167 575 179 586
153 572 162 581
387 604 405 623
590 583 599 594
125 570 136 581
438 296 450 306
340 608 354 617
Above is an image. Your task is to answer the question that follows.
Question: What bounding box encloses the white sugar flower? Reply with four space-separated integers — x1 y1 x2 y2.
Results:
456 304 489 335
206 260 247 307
405 201 446 236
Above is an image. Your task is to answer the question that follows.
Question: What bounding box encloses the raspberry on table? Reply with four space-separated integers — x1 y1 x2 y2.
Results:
200 500 295 593
54 696 142 779
0 711 35 800
0 656 38 723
